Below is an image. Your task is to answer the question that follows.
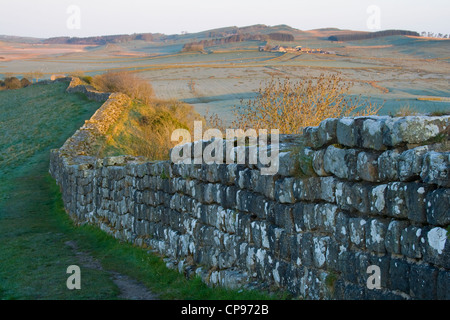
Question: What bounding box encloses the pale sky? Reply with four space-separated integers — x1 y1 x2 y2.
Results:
0 0 448 38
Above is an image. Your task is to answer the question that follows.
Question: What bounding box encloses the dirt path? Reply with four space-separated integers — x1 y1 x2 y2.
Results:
65 240 158 300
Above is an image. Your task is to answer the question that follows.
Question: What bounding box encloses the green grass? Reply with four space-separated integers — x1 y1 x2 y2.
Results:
0 81 103 175
0 82 284 300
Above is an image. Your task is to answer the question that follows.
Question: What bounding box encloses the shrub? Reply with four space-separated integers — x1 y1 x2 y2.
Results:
181 43 205 52
91 71 154 105
4 77 22 90
231 74 381 134
20 78 32 87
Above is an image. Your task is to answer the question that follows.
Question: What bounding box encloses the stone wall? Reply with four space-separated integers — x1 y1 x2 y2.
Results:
49 83 450 299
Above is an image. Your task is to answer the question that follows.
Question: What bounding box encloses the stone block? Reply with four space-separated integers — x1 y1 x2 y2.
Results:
349 217 367 249
405 182 432 224
389 259 410 294
385 220 409 255
368 184 387 215
357 151 380 182
385 182 407 218
336 118 357 147
365 218 388 253
437 271 450 300
312 149 330 176
426 188 450 226
409 263 438 299
421 151 450 187
398 146 430 181
400 226 425 259
275 177 295 204
422 226 449 269
324 145 360 181
319 176 336 203
377 149 401 181
361 117 389 150
317 118 338 146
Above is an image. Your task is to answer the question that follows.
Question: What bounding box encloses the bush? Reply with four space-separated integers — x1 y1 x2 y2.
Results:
4 77 22 90
181 43 205 52
231 73 381 134
20 78 32 87
91 71 154 105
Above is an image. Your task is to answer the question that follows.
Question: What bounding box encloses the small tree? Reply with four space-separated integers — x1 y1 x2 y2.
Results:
231 74 381 134
32 71 44 83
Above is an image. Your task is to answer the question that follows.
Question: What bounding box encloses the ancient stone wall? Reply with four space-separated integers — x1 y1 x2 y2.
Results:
50 83 450 299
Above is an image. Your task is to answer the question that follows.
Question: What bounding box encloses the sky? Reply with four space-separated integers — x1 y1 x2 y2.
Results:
0 0 448 38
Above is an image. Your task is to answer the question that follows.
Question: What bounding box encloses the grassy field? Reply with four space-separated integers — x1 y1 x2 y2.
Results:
0 82 282 300
2 31 449 124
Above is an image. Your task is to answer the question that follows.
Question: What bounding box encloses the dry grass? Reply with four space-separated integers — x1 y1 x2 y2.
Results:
101 99 203 160
395 104 419 117
91 71 155 105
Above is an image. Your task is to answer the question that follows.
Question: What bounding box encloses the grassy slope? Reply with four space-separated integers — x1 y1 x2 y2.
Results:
0 82 281 300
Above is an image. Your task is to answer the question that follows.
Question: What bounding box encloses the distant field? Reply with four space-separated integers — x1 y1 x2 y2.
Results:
1 32 449 122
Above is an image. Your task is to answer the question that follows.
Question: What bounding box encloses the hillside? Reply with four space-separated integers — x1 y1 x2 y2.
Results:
0 81 103 174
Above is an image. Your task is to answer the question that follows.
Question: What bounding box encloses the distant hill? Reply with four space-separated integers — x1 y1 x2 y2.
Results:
43 33 158 45
2 26 423 46
328 29 420 41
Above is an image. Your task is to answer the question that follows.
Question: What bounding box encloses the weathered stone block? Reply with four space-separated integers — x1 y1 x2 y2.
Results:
400 226 425 259
385 220 409 255
336 182 370 214
357 151 380 182
313 236 330 269
361 117 389 150
388 116 449 146
324 145 360 181
377 149 401 181
368 184 387 215
273 203 295 234
409 263 438 299
302 126 321 149
422 226 449 269
335 211 350 245
317 118 338 146
421 151 450 187
336 118 357 147
293 177 321 201
292 203 305 233
319 176 336 203
312 149 330 176
349 217 367 249
437 271 450 300
398 146 430 181
389 259 410 294
275 177 295 204
426 188 450 226
365 218 388 253
405 182 432 224
315 203 338 234
302 203 318 231
385 182 407 218
299 232 314 267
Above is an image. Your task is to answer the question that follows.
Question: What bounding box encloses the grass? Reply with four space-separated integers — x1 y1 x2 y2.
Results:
0 81 284 300
100 98 203 160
